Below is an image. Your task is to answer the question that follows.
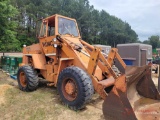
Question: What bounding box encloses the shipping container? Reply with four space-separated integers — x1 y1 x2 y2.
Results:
117 43 152 66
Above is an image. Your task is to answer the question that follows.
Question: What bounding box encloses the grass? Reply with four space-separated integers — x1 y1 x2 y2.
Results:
0 71 103 120
0 85 63 120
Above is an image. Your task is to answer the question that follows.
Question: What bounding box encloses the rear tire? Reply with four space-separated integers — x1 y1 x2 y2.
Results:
17 65 39 92
57 66 94 110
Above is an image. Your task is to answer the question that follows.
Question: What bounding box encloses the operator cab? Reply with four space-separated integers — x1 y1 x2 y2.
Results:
58 17 79 37
38 14 81 38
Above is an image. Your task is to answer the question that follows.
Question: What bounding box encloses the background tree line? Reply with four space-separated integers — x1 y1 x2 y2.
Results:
142 35 160 49
0 0 158 51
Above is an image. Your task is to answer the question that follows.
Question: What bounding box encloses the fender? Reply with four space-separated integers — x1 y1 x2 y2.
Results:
32 54 46 69
54 58 74 86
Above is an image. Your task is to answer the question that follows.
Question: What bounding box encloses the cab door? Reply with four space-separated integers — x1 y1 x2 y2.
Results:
39 18 57 55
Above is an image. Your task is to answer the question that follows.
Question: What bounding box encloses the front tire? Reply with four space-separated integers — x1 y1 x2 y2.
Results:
57 66 94 110
17 65 39 92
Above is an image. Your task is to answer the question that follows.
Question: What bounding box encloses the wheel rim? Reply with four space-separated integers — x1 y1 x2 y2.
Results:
62 78 78 101
19 72 27 87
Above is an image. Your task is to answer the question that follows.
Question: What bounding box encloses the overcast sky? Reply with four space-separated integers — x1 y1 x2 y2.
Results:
89 0 160 41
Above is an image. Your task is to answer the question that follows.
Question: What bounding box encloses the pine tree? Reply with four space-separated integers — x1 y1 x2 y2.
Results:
0 0 20 51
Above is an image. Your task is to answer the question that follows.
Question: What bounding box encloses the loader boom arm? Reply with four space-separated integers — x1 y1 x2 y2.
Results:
81 40 160 120
81 40 126 99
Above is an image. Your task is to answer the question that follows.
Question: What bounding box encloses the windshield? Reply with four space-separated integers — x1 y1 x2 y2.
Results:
58 17 79 37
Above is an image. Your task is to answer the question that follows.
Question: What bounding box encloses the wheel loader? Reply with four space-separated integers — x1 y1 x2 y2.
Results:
17 14 160 120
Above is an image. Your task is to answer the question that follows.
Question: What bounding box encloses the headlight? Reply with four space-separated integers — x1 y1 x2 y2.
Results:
54 44 57 48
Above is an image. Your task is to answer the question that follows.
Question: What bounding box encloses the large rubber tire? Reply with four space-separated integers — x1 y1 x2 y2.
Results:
57 66 94 110
17 65 39 92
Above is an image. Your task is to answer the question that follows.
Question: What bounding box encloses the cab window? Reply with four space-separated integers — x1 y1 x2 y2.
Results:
58 17 79 37
39 22 47 37
48 23 55 36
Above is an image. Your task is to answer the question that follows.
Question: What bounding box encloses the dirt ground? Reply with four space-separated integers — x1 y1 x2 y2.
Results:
0 71 103 120
134 74 160 120
0 70 160 120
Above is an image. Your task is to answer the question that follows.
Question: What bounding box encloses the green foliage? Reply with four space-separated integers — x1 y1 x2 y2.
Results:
143 35 160 49
1 0 139 52
0 0 20 51
149 35 160 49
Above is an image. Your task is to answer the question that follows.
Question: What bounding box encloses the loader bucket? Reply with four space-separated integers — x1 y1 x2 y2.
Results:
102 65 160 120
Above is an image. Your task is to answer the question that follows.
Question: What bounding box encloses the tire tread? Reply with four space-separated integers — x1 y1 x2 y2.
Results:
17 65 39 92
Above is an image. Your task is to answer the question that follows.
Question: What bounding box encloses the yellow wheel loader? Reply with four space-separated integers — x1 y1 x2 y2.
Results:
17 14 160 120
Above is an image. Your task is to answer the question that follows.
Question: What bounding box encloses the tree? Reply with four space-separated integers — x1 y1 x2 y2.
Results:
149 35 160 49
8 0 139 50
0 0 20 51
142 35 160 49
143 40 150 44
